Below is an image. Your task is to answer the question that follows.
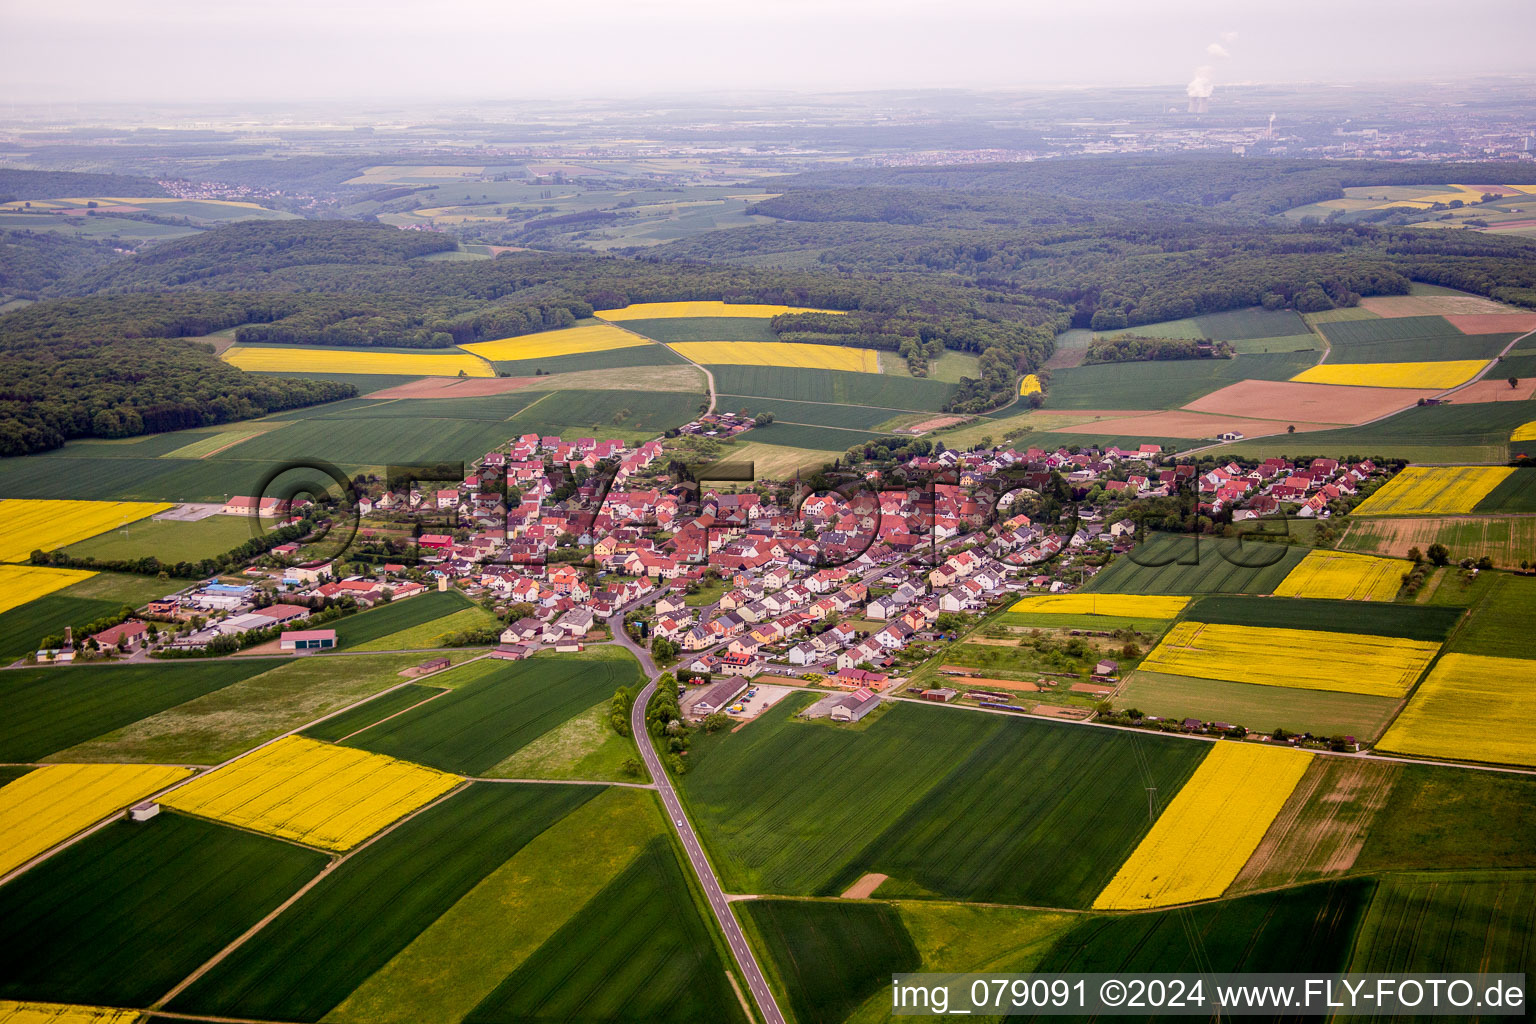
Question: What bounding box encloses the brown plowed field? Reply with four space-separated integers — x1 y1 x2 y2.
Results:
1451 378 1536 402
364 376 539 398
1182 380 1437 425
1443 313 1536 335
1360 295 1514 317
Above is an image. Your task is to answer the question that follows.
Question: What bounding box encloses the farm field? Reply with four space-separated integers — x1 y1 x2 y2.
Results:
487 700 644 782
1223 398 1536 464
0 661 273 763
736 899 919 1024
0 1003 143 1024
1229 759 1402 893
1116 671 1403 740
48 652 465 766
1353 764 1536 873
0 812 325 1007
0 763 193 878
1047 879 1373 974
160 735 462 850
680 697 1206 907
300 684 446 742
715 394 922 432
59 513 258 564
1092 742 1312 910
350 606 498 650
1180 594 1462 641
222 345 494 377
479 342 687 377
0 499 173 562
170 783 599 1021
709 365 955 410
325 787 667 1024
1271 549 1409 601
714 440 840 481
595 300 847 319
0 572 175 662
1007 593 1190 618
1313 315 1519 363
1082 532 1308 594
463 838 747 1024
1344 872 1536 980
1339 515 1536 569
1376 653 1536 768
1447 573 1536 659
1139 621 1439 698
334 591 489 649
1476 466 1536 512
621 316 780 343
1291 359 1489 389
458 322 650 361
670 341 878 372
345 653 644 776
1043 352 1313 410
0 566 96 616
742 421 890 449
1354 466 1514 515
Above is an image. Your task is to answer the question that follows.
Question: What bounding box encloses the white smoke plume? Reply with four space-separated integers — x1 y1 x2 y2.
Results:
1187 65 1214 99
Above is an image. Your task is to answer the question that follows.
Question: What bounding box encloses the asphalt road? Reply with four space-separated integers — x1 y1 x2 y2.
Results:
614 616 785 1024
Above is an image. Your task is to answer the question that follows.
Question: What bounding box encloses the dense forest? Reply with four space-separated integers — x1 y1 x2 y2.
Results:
0 168 170 202
1084 336 1233 364
0 230 121 299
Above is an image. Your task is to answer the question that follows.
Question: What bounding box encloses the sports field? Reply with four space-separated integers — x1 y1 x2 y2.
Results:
160 735 461 851
1139 621 1439 698
1353 466 1514 515
0 763 192 878
1092 743 1312 909
670 341 878 372
458 322 650 361
1290 360 1488 389
223 346 494 377
1271 549 1408 601
594 300 846 319
0 566 96 616
0 499 172 562
1377 654 1536 767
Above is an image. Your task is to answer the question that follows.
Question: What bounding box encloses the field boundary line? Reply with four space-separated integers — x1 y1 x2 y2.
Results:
151 779 474 1009
331 686 453 743
467 776 656 789
604 319 719 414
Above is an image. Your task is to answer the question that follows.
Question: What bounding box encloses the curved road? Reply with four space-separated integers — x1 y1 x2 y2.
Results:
613 614 784 1024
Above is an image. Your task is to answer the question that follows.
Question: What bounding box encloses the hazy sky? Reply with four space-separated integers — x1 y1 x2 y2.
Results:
4 0 1535 104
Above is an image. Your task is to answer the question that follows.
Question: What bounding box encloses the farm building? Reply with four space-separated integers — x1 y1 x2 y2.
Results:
279 629 336 651
418 656 451 673
685 679 748 720
830 688 882 722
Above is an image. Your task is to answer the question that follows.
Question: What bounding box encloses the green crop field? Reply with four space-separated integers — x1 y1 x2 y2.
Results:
351 606 499 651
1475 468 1536 512
61 513 259 563
47 651 467 765
334 590 477 649
0 660 271 762
1117 670 1403 739
488 342 686 377
300 683 446 741
739 899 920 1024
464 837 747 1024
746 421 893 449
717 394 920 431
214 413 523 468
1036 879 1375 974
0 572 172 661
499 388 701 441
251 371 418 395
0 812 324 1007
0 448 286 501
710 365 956 411
1043 352 1313 410
1448 573 1536 659
1182 595 1463 641
171 783 597 1022
1315 316 1518 362
1224 401 1536 464
622 317 781 343
1345 871 1536 980
681 698 1205 907
1339 515 1536 569
1083 533 1308 595
346 654 643 775
1194 307 1310 341
1356 765 1536 873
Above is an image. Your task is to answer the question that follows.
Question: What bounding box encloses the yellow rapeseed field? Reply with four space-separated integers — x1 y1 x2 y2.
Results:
160 735 461 851
593 300 848 320
1377 654 1536 768
0 764 193 879
0 499 173 563
459 323 650 362
1290 360 1489 390
1353 466 1514 516
1272 549 1409 602
1093 742 1312 910
0 565 97 616
222 346 494 378
1510 421 1536 442
0 1002 144 1024
1008 594 1190 618
1139 621 1439 698
1020 374 1042 396
668 341 878 372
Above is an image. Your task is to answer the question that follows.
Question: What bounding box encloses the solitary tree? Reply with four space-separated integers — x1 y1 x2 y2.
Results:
1510 377 1521 390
